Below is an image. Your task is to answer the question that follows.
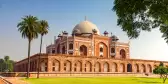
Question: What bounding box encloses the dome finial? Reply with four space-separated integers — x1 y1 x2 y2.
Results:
85 16 87 21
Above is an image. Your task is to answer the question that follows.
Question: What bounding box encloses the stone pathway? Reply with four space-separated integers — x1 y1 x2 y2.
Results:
4 77 29 84
0 79 6 84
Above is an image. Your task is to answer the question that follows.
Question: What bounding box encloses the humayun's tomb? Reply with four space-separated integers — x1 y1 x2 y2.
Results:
14 19 168 77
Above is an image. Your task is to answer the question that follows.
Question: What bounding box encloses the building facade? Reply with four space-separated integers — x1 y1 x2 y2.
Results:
14 20 168 74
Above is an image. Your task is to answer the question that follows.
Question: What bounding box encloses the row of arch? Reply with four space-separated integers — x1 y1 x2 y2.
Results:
41 60 153 73
55 42 127 59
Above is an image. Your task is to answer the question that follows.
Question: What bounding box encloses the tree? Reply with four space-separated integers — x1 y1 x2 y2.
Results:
153 62 168 83
4 56 9 62
113 0 168 43
0 59 4 72
0 56 14 72
159 62 164 67
17 15 39 79
4 56 10 72
37 20 49 78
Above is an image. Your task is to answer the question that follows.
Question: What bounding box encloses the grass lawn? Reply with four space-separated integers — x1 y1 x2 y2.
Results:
23 77 166 84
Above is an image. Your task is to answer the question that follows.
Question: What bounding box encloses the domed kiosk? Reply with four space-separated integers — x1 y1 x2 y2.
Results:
72 20 100 36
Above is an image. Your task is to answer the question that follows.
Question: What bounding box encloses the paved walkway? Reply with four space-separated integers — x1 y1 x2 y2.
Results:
5 77 29 84
0 79 6 84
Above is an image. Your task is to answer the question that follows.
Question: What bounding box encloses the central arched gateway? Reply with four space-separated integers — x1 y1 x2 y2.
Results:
96 42 108 58
80 45 87 56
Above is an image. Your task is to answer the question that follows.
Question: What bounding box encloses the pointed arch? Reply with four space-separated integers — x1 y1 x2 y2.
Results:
94 62 101 72
112 62 117 72
134 64 139 73
120 49 126 59
147 64 152 73
64 60 72 72
141 64 146 73
127 63 132 72
80 45 87 56
96 42 108 58
52 59 60 72
120 63 125 72
74 61 82 72
103 62 109 72
40 62 47 72
85 61 92 72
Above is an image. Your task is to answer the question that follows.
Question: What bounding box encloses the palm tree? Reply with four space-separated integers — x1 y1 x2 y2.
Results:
37 20 49 78
17 15 39 79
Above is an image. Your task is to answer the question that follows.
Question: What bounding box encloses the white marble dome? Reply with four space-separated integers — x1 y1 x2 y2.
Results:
72 20 100 36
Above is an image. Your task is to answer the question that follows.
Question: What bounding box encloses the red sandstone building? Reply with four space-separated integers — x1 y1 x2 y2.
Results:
14 20 168 74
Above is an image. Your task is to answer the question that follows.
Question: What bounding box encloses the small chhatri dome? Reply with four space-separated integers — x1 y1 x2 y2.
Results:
104 31 108 35
72 20 100 36
62 31 68 35
111 35 119 41
57 34 62 37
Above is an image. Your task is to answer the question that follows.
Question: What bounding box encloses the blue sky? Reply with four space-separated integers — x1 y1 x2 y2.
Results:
0 0 168 61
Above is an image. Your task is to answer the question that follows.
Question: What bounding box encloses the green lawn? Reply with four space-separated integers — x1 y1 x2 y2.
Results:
23 77 166 84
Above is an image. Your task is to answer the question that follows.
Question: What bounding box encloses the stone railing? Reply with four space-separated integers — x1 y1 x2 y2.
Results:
0 76 12 84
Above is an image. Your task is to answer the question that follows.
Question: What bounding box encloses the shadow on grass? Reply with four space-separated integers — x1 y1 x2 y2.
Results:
131 78 161 84
138 81 161 83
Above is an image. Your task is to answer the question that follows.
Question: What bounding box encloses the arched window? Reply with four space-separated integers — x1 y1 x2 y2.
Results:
120 49 126 59
41 62 47 72
74 64 77 72
52 60 60 72
52 49 55 54
100 47 103 52
80 45 87 56
69 43 73 49
64 60 71 72
74 61 82 72
111 48 115 53
52 62 55 71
